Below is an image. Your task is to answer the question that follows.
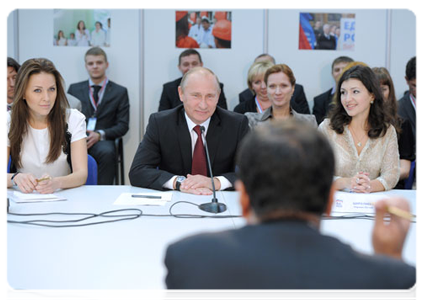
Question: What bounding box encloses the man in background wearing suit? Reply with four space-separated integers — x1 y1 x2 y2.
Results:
68 47 130 185
238 54 311 114
130 67 248 194
158 49 227 111
165 120 415 289
7 57 20 111
398 55 420 189
313 56 353 124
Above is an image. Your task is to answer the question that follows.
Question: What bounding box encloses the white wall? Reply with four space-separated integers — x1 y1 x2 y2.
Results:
390 9 416 100
7 8 416 183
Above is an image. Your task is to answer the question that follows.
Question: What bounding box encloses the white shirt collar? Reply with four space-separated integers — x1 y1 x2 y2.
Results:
184 112 211 136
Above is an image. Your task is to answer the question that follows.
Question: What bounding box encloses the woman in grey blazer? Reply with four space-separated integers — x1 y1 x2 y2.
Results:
245 64 316 129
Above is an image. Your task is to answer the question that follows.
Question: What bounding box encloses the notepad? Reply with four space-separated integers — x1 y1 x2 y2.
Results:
10 191 67 203
113 192 172 206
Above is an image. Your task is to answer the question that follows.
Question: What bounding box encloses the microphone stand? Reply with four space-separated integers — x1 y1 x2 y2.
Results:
198 126 227 213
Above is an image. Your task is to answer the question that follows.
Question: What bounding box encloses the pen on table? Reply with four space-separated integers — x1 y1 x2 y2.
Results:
131 194 162 199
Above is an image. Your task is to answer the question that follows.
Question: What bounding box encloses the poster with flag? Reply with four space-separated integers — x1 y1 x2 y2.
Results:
298 12 355 51
299 13 315 49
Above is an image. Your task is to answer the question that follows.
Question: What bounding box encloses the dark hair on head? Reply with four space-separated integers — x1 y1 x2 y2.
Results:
7 57 20 72
95 21 103 28
85 46 108 62
264 64 296 86
178 49 202 65
9 58 70 168
328 65 390 138
176 14 190 39
405 56 416 81
331 56 354 70
77 20 86 30
372 67 401 135
236 119 335 218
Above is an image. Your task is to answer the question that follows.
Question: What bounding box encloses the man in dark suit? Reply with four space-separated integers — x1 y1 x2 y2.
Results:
398 55 420 189
165 120 415 289
239 54 310 114
158 49 227 111
316 24 337 50
313 56 354 124
68 47 130 185
130 67 248 194
7 57 20 111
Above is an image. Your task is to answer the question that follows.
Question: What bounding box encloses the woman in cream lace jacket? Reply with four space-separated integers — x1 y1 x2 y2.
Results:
318 65 399 193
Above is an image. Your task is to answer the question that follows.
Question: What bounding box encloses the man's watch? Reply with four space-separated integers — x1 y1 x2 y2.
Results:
175 176 186 191
11 172 20 186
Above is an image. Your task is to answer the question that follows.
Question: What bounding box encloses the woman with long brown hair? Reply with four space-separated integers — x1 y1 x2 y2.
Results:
319 65 400 193
7 58 87 194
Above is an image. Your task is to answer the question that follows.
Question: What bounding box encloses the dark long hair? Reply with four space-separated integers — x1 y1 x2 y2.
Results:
9 58 70 168
328 65 390 138
372 67 402 135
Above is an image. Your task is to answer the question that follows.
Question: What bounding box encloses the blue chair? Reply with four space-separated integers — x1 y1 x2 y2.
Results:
404 160 416 190
8 155 98 185
86 154 98 185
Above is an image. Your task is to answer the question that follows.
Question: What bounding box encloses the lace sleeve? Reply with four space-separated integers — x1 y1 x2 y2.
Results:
376 126 400 190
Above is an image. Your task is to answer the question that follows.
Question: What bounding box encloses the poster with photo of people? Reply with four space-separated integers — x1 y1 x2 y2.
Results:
175 11 232 49
299 12 356 51
53 9 111 47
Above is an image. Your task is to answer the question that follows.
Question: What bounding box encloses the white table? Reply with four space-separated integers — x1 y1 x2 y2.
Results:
7 186 416 290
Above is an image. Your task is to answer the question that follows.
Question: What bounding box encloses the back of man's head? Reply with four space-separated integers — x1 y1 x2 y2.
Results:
85 46 108 62
236 120 335 219
178 49 202 66
7 57 20 72
405 56 416 81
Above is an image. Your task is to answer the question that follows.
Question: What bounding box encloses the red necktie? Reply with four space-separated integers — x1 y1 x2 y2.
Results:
191 125 207 176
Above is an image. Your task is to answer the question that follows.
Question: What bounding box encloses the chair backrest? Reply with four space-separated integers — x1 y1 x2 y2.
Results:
404 160 416 190
86 154 98 185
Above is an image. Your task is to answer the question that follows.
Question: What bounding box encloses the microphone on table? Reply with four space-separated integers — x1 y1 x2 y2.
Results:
198 126 227 214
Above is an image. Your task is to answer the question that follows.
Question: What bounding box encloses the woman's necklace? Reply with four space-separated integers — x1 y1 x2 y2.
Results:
349 125 367 147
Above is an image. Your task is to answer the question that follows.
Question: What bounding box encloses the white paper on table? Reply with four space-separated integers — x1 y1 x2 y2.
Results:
113 192 173 206
331 191 391 215
10 191 67 203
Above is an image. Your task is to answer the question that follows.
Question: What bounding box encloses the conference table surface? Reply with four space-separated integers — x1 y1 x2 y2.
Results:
7 185 416 290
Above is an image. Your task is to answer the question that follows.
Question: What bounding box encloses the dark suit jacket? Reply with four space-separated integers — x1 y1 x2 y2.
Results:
234 94 256 114
316 34 337 50
158 77 227 111
238 84 310 114
398 91 416 139
129 106 249 190
67 80 130 140
313 88 334 124
165 220 416 289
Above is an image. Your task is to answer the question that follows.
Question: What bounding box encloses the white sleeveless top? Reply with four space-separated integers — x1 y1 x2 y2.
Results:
7 109 86 178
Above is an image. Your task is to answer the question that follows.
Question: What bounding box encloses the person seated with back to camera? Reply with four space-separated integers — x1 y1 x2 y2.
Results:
165 119 415 289
245 64 317 129
318 65 400 193
7 58 88 194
